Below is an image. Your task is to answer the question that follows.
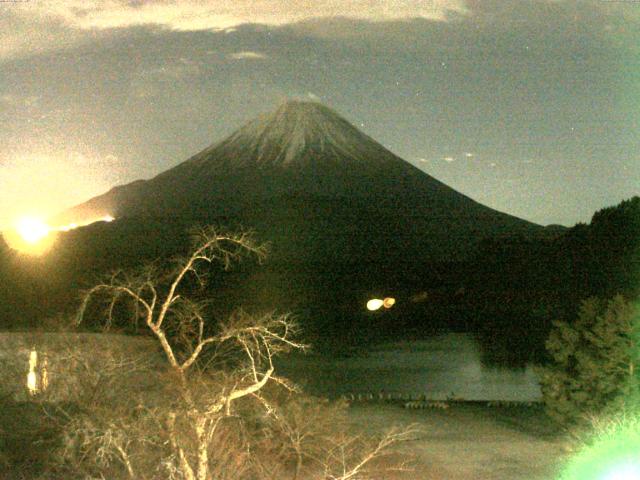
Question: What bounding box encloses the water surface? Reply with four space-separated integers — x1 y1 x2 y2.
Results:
277 333 541 401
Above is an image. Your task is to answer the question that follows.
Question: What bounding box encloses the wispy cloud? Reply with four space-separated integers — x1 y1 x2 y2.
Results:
18 1 468 31
229 51 268 60
3 1 636 60
0 1 467 59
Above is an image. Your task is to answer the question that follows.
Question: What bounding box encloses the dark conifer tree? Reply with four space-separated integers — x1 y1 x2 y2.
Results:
538 295 640 427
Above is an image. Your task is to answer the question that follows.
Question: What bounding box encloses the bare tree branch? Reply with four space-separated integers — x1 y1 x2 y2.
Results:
70 227 305 480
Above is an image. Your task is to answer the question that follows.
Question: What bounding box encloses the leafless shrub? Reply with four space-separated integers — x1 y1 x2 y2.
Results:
40 227 417 480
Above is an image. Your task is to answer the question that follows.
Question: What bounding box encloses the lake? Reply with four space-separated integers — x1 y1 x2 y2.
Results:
276 332 542 401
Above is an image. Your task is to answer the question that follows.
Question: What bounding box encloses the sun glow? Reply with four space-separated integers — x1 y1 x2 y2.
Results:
2 216 57 255
558 414 640 480
16 217 50 244
603 463 640 480
3 214 116 255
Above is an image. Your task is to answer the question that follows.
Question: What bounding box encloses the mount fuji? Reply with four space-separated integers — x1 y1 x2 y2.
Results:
57 100 542 263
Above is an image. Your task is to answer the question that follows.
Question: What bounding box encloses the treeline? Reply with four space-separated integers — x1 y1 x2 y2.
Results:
464 196 640 366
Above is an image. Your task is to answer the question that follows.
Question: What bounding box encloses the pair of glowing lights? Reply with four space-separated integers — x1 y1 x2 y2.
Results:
366 297 396 311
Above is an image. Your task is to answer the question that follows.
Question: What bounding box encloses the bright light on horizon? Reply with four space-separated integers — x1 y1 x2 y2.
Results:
15 217 51 244
3 213 116 255
2 215 56 255
58 222 78 232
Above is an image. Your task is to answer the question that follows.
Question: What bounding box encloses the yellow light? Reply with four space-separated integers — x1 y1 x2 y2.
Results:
59 222 77 232
383 297 396 308
2 213 116 255
3 216 57 255
27 372 37 395
41 356 49 392
27 349 38 395
367 299 384 311
16 217 50 244
57 215 114 232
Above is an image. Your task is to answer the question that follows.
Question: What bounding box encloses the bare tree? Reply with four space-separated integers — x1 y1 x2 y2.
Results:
261 393 420 480
50 226 421 480
320 425 419 480
73 227 306 480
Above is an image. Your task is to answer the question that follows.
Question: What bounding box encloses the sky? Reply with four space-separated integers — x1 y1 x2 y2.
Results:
0 0 638 229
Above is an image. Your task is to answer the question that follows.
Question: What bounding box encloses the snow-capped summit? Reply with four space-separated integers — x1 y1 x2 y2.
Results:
211 100 387 167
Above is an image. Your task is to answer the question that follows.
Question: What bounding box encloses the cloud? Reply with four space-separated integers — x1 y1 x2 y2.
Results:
0 8 85 60
0 0 468 59
287 92 322 102
17 1 469 31
229 51 268 60
127 58 203 97
3 1 636 60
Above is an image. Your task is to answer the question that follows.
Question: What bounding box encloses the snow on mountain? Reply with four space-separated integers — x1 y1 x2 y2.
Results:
211 100 387 167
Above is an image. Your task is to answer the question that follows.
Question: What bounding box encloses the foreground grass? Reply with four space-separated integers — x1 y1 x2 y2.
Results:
345 401 569 480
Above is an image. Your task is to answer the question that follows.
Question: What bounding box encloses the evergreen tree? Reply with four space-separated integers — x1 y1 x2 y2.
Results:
538 295 640 427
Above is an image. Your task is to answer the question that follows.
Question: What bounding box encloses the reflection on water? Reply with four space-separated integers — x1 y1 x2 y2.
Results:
277 333 541 401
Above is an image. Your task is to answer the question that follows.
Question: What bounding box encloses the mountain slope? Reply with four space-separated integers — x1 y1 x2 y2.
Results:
57 100 541 263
